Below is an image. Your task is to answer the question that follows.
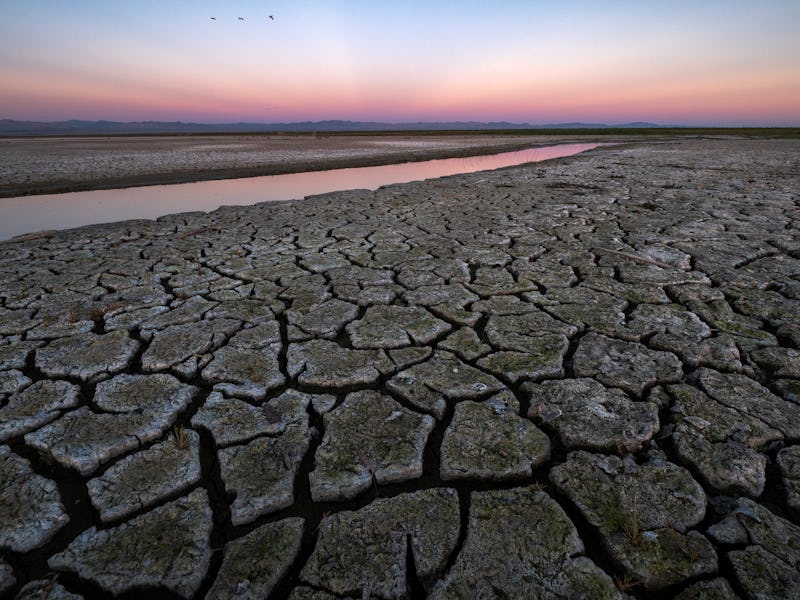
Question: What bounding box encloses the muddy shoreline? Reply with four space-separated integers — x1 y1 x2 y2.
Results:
0 134 634 198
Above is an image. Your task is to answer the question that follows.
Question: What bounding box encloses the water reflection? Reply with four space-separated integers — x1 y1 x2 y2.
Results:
1 143 602 240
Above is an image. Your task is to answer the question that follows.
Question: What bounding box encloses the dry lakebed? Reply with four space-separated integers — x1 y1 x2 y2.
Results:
0 138 799 599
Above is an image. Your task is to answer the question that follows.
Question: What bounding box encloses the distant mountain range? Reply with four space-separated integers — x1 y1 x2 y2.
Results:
0 118 668 136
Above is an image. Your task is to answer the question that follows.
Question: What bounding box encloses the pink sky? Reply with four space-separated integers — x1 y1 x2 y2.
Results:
1 1 798 126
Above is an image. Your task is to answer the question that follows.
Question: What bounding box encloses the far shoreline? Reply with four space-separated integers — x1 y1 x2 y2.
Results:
0 134 616 198
2 129 796 199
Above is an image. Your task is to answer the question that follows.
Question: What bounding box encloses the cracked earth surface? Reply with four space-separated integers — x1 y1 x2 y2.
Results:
1 138 799 599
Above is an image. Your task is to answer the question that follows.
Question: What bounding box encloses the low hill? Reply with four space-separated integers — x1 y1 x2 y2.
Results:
0 119 665 136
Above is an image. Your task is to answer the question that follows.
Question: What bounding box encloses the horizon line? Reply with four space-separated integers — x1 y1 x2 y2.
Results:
3 117 799 129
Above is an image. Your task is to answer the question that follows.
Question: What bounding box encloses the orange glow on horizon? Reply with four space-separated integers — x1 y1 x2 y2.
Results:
2 2 798 126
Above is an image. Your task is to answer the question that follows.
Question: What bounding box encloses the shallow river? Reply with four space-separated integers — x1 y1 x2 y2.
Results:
1 142 602 240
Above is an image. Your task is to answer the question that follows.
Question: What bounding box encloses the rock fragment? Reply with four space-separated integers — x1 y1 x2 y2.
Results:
138 296 218 333
437 327 490 360
34 330 139 382
287 298 358 340
0 370 32 398
697 368 800 439
440 400 550 481
524 378 660 453
287 339 393 388
669 382 780 497
218 390 310 525
672 578 740 600
346 305 451 348
729 546 800 600
573 332 683 396
302 488 459 598
87 429 201 523
0 380 80 442
777 445 800 511
202 345 285 400
310 390 434 501
49 489 212 599
429 486 621 599
191 391 287 447
551 451 715 590
207 518 304 600
386 350 504 419
0 340 42 370
13 579 84 599
0 446 69 553
140 319 239 375
710 498 800 599
25 374 195 476
546 286 627 335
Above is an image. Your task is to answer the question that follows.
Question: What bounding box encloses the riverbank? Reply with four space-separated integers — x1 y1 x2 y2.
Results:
1 139 799 599
0 142 604 240
0 133 624 198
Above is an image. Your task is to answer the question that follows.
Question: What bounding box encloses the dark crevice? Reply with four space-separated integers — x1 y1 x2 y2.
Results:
267 398 325 600
4 444 98 586
405 534 425 598
191 427 234 600
439 487 470 581
560 332 583 380
545 484 630 595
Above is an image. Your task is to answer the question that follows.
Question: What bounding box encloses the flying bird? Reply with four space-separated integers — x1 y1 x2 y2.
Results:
210 16 216 20
238 16 244 20
268 15 274 20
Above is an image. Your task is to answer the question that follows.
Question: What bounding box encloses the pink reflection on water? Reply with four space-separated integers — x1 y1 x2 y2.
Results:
1 143 602 239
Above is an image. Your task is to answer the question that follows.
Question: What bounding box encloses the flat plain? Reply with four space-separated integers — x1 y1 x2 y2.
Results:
0 133 616 198
1 138 799 599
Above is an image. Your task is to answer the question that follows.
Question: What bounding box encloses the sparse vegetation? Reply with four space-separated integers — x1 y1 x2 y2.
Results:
613 573 641 592
172 426 190 450
37 448 55 469
316 510 331 532
623 493 641 547
88 301 128 321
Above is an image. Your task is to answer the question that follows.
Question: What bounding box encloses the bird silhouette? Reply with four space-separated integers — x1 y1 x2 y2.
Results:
210 16 216 20
238 16 244 20
269 15 274 20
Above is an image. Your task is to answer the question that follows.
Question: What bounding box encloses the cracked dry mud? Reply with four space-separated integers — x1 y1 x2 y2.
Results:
0 138 798 599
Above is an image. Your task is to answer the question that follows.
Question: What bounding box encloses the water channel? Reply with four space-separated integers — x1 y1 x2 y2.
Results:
1 142 603 240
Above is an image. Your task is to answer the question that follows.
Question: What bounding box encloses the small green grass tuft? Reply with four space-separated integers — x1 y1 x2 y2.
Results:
613 573 641 593
622 492 640 547
172 425 190 450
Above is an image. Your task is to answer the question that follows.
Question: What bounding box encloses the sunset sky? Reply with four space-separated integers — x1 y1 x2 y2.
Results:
1 1 798 126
